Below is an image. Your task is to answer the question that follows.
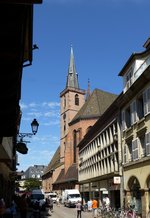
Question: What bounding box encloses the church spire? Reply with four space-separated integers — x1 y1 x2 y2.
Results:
66 46 79 89
85 78 91 101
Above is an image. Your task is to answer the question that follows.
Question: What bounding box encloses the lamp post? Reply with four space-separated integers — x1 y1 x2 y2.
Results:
16 118 39 154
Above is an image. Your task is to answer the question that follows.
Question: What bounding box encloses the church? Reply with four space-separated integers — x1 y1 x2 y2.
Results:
42 47 117 194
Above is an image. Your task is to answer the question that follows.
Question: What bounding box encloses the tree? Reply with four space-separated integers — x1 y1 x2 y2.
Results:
23 178 42 191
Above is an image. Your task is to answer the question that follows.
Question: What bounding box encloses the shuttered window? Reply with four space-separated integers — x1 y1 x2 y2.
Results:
145 132 150 156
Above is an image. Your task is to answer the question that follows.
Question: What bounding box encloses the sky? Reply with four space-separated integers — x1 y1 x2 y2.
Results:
17 0 150 171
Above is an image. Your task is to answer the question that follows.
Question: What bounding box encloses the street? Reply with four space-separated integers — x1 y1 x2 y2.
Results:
50 204 93 218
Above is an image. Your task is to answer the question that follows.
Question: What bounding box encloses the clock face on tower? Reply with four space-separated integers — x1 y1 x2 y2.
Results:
63 113 66 120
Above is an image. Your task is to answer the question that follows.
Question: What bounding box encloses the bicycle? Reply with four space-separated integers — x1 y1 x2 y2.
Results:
118 206 138 218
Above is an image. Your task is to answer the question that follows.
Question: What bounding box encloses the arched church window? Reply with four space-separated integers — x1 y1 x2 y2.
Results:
75 94 79 106
86 126 92 133
73 130 77 163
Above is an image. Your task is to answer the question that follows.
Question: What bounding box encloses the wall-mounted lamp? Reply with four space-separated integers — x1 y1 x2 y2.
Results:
18 118 39 140
16 119 39 154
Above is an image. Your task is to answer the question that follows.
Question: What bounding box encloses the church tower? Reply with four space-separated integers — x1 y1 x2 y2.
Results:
60 47 86 162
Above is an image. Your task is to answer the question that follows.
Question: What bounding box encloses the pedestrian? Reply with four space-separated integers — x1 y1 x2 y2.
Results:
56 196 60 206
0 198 6 218
49 197 53 212
19 194 28 218
45 197 52 216
10 200 17 218
103 195 110 211
92 199 98 218
87 199 92 212
76 201 82 218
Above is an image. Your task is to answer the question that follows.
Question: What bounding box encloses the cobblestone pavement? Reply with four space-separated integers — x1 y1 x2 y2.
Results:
21 204 94 218
14 204 94 218
48 204 93 218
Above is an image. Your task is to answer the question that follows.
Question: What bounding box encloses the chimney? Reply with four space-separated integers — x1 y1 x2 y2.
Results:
143 37 150 50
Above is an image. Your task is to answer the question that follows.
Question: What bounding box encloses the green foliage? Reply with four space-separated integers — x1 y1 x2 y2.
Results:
23 178 42 191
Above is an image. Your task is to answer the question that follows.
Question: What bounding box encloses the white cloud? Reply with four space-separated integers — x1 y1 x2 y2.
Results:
47 102 60 108
29 102 38 108
27 111 43 118
20 103 28 109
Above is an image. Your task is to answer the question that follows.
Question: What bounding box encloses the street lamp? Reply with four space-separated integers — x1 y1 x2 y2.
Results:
31 118 39 135
16 119 39 154
18 118 39 140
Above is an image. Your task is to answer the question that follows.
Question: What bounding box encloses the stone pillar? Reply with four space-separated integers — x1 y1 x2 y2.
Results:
89 182 92 200
141 189 149 218
124 189 131 208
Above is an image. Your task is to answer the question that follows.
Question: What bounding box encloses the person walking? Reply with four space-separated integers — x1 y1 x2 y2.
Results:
19 194 28 218
0 198 5 218
92 199 98 218
87 199 92 212
76 201 82 218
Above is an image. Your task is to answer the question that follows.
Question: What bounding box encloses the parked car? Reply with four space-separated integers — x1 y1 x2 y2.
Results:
30 189 46 208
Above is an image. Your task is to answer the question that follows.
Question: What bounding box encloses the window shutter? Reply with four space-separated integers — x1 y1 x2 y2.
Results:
143 90 147 115
145 132 150 155
122 110 125 131
147 88 150 113
132 139 138 160
130 101 136 125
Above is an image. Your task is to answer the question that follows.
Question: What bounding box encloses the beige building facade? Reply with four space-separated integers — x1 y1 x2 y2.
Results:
119 38 150 218
78 38 150 218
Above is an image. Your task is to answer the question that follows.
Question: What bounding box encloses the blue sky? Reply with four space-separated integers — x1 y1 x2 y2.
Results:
17 0 150 171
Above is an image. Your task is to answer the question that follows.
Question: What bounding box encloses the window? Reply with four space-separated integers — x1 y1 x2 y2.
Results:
64 96 66 108
139 135 145 157
75 94 79 106
126 141 132 162
121 110 125 131
145 132 150 156
131 101 137 125
125 106 131 128
126 67 133 89
124 145 127 163
132 139 139 161
86 126 92 133
73 130 77 163
137 94 144 120
64 120 66 132
143 87 150 115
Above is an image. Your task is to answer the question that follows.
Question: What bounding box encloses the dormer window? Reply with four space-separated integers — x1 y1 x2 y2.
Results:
126 67 133 89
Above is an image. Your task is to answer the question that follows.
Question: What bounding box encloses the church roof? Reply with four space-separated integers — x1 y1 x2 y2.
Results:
53 163 78 184
69 88 118 125
43 146 63 175
66 46 79 89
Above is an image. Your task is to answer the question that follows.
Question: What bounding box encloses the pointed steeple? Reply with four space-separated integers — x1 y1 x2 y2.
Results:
66 46 79 89
85 78 91 101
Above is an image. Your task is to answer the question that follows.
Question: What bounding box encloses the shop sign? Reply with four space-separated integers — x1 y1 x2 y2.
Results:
113 176 121 184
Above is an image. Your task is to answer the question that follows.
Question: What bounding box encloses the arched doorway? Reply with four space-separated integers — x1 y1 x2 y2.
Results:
128 176 142 214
